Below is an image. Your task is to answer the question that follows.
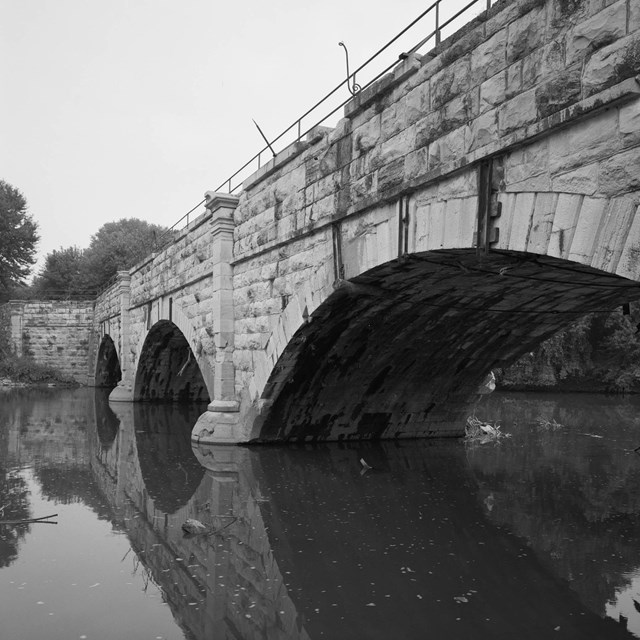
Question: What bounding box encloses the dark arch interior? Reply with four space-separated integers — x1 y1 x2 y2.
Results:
257 249 640 442
134 320 210 403
95 335 122 388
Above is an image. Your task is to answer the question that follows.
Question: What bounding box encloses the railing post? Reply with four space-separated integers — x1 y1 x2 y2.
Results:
435 1 441 45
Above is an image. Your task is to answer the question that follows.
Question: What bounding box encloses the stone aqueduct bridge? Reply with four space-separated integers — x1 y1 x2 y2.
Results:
40 0 640 442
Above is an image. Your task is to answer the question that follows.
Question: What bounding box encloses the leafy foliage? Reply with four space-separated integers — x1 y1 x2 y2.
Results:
31 246 89 298
500 304 640 393
0 180 39 301
31 218 166 298
0 354 76 384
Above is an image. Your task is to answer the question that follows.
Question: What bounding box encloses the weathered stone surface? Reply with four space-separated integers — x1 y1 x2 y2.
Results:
480 71 506 113
506 7 545 64
598 147 640 196
619 101 640 146
430 55 471 111
470 29 508 84
498 89 538 134
551 163 599 194
548 108 619 173
566 0 627 63
535 68 582 117
582 34 640 96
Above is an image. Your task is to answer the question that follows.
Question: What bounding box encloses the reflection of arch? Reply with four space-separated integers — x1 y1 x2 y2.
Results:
94 388 119 448
95 335 121 388
251 248 640 442
134 320 211 403
134 403 204 514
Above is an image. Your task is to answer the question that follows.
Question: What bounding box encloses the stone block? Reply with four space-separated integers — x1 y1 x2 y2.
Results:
403 82 430 127
598 147 640 196
506 191 536 251
632 0 640 32
428 127 466 169
566 0 627 64
415 111 443 148
430 55 471 111
467 109 499 152
582 34 640 97
505 60 523 99
551 163 599 195
480 71 506 114
567 196 608 262
352 114 381 156
616 203 640 279
504 138 549 187
591 196 637 272
497 89 538 135
548 108 618 174
535 67 582 117
437 170 477 201
470 28 508 85
527 192 558 253
620 101 640 147
506 7 545 64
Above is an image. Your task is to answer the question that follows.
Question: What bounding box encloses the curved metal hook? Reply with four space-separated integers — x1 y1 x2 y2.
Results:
338 41 361 96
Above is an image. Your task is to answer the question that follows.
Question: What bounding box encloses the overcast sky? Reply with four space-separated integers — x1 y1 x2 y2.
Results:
1 0 481 275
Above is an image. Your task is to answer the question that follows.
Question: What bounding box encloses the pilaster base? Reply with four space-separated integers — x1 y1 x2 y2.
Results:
108 382 134 402
192 407 244 445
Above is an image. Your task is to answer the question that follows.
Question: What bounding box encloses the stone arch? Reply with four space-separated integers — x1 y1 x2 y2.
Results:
94 335 122 388
239 190 640 442
131 302 215 399
134 320 211 403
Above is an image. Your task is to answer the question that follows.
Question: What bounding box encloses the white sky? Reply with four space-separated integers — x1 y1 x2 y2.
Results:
1 0 480 275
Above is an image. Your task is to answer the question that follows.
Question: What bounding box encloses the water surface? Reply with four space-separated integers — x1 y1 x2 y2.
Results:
1 388 639 639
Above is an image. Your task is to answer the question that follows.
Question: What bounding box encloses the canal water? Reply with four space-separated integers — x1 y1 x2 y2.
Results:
1 388 640 639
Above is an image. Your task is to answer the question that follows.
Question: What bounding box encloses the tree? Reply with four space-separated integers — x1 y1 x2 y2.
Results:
81 218 166 291
30 246 90 299
0 180 39 299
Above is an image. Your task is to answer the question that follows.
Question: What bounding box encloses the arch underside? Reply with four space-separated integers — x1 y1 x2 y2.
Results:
134 320 210 403
95 335 122 388
256 249 640 442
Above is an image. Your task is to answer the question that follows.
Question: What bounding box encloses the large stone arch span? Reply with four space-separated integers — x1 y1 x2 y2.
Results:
194 189 640 443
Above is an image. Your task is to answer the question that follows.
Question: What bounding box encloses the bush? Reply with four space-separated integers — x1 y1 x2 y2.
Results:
0 354 76 385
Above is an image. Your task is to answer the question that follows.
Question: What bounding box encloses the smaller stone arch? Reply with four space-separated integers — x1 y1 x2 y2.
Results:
134 320 211 403
94 335 122 388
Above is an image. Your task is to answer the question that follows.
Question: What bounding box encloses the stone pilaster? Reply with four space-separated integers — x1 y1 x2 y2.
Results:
192 192 241 444
109 271 134 402
8 301 25 357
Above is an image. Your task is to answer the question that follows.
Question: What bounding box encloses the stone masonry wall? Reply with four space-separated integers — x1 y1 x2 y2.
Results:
125 208 218 388
203 0 640 442
11 301 95 383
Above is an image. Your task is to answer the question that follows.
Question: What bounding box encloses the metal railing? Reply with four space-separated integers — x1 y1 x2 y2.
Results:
151 0 495 254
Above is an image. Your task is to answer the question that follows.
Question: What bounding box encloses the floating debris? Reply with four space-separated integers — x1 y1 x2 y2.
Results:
536 417 564 431
465 416 510 443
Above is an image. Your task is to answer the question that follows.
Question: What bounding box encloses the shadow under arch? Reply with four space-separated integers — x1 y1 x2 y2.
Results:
95 335 121 388
134 320 211 403
256 249 640 442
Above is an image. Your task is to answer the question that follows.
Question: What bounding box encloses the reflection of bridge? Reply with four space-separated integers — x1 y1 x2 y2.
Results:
94 398 635 639
9 0 640 443
95 402 311 640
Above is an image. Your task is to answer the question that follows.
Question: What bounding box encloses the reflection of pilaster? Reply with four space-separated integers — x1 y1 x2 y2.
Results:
8 301 25 357
193 192 241 443
109 272 133 402
192 444 311 640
